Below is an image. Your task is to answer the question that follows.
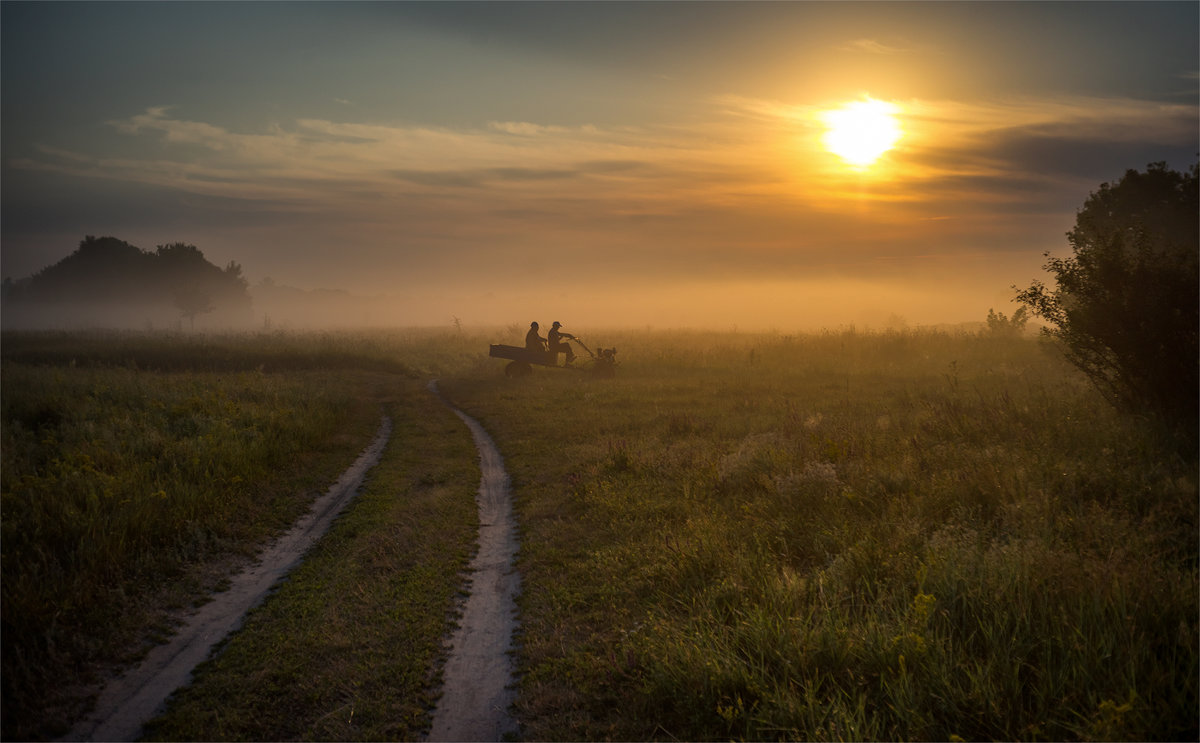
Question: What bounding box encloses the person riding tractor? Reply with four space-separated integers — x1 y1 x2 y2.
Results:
525 321 547 352
547 321 576 365
490 322 615 377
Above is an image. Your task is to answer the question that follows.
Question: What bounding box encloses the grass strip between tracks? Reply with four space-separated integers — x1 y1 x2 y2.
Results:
142 380 479 741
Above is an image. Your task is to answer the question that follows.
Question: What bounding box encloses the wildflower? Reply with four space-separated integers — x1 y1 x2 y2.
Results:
911 592 936 624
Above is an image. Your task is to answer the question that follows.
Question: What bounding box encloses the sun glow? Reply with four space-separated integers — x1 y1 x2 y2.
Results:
821 98 902 168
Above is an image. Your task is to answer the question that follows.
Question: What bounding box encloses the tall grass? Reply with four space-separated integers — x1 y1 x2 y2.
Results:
440 328 1197 741
0 331 413 740
0 328 422 375
5 327 1194 741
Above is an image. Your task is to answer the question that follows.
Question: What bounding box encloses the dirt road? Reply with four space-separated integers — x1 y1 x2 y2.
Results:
426 380 522 742
61 417 393 742
61 383 521 742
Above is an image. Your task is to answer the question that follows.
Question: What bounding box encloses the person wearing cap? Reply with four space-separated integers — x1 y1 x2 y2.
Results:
525 321 547 352
548 321 576 365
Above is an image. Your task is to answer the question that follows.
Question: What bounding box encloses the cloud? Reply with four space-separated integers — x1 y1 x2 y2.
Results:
577 160 653 175
984 130 1196 182
109 107 235 151
489 121 570 137
9 92 1195 295
25 107 737 217
838 38 912 55
391 170 483 188
894 96 1198 190
391 166 591 189
487 167 578 182
44 96 1194 224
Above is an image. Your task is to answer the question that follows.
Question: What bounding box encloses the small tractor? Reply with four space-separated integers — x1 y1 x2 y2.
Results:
489 336 617 378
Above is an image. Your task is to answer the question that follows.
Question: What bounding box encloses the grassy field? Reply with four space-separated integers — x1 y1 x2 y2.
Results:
2 327 1195 741
0 329 476 740
439 328 1197 741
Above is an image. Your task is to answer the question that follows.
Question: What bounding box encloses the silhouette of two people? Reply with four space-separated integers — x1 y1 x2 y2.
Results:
525 320 576 365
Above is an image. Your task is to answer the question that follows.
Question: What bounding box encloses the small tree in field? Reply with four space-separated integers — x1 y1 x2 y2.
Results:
1015 162 1198 440
175 286 214 330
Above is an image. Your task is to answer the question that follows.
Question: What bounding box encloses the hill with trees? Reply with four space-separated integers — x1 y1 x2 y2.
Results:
2 236 252 330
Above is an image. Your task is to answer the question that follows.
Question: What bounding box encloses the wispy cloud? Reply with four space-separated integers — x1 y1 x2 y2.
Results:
488 121 595 137
25 94 1195 220
20 107 749 213
838 38 913 55
10 92 1194 292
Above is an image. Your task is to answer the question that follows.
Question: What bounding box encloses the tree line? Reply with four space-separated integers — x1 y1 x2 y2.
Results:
2 236 251 329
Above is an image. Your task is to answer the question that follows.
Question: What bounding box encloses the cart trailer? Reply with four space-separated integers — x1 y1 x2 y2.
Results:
488 341 617 378
488 344 558 377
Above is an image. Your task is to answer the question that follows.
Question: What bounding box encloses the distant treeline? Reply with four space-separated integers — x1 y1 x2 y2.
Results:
2 236 252 330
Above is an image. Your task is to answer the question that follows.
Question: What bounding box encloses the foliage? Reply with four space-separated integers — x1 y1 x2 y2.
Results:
173 285 214 328
1 236 253 329
1015 162 1199 442
986 306 1028 337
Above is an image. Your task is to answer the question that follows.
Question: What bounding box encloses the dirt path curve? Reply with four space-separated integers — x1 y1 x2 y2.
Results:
61 417 393 743
426 380 522 742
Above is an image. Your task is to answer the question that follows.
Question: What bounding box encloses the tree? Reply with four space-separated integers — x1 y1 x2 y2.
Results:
174 285 214 330
1015 162 1198 440
986 306 1029 337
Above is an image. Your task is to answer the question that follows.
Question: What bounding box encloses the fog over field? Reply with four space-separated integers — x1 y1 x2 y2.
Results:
257 271 1030 332
0 264 1029 332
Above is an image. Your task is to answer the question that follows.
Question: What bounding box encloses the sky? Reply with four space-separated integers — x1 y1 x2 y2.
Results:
3 1 1197 330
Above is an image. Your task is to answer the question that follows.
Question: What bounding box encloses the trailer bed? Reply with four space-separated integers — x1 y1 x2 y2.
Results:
488 344 559 367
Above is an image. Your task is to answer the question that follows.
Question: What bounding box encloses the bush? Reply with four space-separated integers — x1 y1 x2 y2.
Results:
1015 162 1198 445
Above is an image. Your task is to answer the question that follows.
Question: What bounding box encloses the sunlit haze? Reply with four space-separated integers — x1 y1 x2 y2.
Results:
2 2 1196 330
822 99 903 168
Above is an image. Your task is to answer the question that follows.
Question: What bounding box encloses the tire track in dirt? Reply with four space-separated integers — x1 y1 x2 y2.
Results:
426 381 521 742
61 416 393 743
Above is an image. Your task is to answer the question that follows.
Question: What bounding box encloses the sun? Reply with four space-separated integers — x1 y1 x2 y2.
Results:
821 98 902 168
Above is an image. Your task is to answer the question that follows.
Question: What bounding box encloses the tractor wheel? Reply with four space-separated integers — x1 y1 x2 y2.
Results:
504 361 533 378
